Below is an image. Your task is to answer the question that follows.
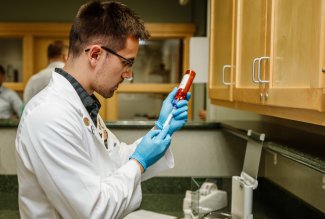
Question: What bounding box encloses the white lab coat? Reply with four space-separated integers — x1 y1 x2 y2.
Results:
15 72 174 219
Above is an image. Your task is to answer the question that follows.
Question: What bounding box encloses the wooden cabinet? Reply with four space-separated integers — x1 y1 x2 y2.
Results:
265 0 324 111
234 0 271 105
209 0 236 102
209 0 325 125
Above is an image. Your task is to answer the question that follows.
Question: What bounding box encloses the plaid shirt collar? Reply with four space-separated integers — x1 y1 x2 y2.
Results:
55 68 101 127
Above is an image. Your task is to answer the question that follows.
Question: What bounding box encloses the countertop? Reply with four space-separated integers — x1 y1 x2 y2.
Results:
105 120 221 130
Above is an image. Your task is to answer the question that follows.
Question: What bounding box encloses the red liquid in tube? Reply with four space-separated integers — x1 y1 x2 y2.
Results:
162 70 196 128
173 69 196 104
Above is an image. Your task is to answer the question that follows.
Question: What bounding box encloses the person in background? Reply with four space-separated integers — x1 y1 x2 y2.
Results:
23 40 68 103
0 64 23 119
16 1 190 219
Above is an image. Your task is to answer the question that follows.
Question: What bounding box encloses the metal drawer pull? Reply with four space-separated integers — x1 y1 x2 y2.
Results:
257 56 270 83
252 57 260 84
222 65 233 85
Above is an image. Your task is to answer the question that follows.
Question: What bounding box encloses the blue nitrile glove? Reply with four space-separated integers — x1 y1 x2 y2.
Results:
168 93 191 134
156 89 191 135
155 87 178 129
130 125 171 171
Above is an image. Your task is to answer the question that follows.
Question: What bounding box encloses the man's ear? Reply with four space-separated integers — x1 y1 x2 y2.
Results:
88 46 102 67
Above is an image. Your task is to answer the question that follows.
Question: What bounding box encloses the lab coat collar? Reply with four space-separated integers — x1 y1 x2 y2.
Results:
49 72 105 146
47 61 65 69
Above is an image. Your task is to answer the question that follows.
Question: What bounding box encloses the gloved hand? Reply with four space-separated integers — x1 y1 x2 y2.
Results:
156 87 191 135
156 87 178 129
130 125 171 171
168 95 190 134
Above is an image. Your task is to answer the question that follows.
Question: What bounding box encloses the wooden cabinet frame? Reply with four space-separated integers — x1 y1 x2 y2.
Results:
0 22 195 121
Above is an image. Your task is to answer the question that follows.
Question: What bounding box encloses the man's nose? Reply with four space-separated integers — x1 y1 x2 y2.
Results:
122 69 133 81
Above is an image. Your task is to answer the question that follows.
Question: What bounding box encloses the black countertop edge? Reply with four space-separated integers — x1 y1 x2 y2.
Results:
0 119 221 129
0 119 19 127
105 121 222 130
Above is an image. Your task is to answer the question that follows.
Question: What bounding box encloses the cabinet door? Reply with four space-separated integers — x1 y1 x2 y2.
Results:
266 0 325 111
234 0 271 104
209 0 236 101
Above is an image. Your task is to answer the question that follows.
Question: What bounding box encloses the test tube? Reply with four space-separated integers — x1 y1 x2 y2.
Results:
163 70 196 128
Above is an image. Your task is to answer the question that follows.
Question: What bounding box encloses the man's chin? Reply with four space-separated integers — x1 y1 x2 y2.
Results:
102 90 115 99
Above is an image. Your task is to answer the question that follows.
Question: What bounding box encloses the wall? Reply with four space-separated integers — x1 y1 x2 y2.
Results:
0 128 17 174
207 104 263 122
0 126 246 177
112 128 246 177
0 0 207 36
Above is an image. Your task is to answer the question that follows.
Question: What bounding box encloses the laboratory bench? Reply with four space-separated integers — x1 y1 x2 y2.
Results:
0 119 325 218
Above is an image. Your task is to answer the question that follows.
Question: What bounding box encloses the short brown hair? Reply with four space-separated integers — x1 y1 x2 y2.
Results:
68 0 150 57
47 40 67 59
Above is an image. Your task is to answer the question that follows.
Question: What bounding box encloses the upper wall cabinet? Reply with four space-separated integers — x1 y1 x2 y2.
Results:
209 0 237 102
234 0 272 105
209 0 325 125
265 0 324 111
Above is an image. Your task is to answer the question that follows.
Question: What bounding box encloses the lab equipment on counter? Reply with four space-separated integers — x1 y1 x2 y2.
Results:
163 69 196 128
231 130 265 219
183 129 265 219
183 180 227 219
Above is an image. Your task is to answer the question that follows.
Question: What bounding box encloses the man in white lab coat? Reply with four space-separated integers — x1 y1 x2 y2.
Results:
15 1 190 219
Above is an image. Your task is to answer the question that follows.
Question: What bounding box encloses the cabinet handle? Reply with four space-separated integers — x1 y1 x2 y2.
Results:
260 92 264 101
222 65 233 86
257 57 270 83
252 58 260 84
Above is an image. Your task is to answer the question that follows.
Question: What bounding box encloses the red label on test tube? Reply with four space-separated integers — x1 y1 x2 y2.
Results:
174 69 196 101
162 70 196 128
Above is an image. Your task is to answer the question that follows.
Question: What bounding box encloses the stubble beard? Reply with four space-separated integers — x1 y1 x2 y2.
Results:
94 75 115 99
97 85 114 99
